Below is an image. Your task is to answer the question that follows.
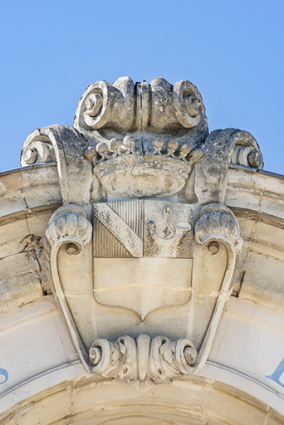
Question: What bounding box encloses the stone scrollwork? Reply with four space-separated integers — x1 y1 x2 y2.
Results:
229 130 263 168
44 204 92 259
195 203 243 255
20 125 93 205
43 205 93 370
195 128 263 206
75 77 135 132
149 336 197 382
192 203 243 373
21 133 55 167
172 80 204 129
150 77 206 130
90 335 138 382
89 334 197 385
74 77 207 133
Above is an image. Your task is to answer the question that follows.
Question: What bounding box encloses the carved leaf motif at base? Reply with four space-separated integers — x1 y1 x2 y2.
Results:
89 334 197 384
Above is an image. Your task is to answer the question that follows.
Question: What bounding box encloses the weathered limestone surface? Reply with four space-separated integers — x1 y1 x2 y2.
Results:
1 77 284 424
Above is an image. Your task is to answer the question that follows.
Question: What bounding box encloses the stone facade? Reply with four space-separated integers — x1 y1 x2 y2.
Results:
0 78 284 424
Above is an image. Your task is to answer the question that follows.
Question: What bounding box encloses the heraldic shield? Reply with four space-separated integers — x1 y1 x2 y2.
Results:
30 77 263 385
93 200 194 319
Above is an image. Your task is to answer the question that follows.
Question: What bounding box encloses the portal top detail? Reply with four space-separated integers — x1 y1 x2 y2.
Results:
20 77 263 204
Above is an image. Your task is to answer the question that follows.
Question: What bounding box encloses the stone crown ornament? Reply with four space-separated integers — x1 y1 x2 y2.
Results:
20 77 263 387
76 77 207 198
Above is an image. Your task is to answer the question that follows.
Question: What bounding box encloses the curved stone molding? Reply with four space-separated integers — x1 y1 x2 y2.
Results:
43 204 92 370
89 334 197 385
193 202 243 373
172 80 204 128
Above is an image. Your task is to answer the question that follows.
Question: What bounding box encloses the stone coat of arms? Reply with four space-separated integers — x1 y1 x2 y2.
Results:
21 77 262 386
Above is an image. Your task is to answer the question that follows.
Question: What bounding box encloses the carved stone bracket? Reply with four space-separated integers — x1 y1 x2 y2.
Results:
89 334 197 385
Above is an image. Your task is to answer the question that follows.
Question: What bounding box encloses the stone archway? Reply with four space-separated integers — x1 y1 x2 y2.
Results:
1 376 283 425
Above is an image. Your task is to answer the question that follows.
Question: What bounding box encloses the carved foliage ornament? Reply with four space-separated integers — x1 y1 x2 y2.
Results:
20 77 262 386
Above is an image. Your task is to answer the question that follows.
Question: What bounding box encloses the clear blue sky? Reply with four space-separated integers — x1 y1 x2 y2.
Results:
0 0 283 174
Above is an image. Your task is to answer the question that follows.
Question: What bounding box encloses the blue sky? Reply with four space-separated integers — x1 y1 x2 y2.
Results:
0 0 283 174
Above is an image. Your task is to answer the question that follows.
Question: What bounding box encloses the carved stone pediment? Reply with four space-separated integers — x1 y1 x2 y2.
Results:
20 77 263 387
